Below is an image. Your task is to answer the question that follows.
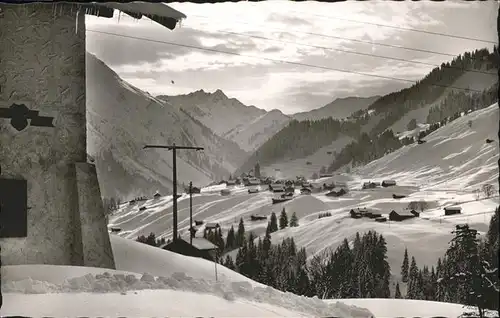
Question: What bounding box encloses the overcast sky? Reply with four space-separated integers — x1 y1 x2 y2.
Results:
86 1 497 114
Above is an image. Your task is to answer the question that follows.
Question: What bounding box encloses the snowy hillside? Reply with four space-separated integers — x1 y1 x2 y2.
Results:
261 135 355 179
224 109 291 152
293 96 381 122
159 89 290 151
357 103 499 191
108 104 498 288
2 236 374 317
86 54 248 199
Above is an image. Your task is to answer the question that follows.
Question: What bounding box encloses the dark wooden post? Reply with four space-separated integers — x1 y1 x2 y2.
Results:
144 144 204 242
189 181 193 245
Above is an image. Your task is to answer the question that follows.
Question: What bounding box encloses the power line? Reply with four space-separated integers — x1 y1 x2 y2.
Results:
186 14 492 60
291 11 497 45
180 24 496 76
86 29 487 94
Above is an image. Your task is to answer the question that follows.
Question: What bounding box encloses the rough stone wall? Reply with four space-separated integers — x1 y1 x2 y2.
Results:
0 4 113 268
75 163 115 269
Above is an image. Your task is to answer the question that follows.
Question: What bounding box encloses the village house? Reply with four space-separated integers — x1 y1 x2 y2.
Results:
248 188 259 194
250 215 267 221
203 223 220 236
161 237 218 262
186 186 201 194
323 183 335 191
349 209 363 218
269 184 285 193
362 181 380 189
110 227 122 233
444 206 462 216
300 187 312 195
245 177 261 186
320 174 333 178
153 192 162 199
382 180 397 187
226 180 237 186
392 194 407 199
349 208 381 219
389 209 419 221
326 187 347 197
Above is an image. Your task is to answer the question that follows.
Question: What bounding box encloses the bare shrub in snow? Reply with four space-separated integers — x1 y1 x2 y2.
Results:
482 184 495 198
474 189 482 201
408 200 430 212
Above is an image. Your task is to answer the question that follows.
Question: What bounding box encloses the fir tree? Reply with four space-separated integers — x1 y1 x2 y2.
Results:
444 224 496 318
395 282 402 299
235 218 246 247
225 225 236 251
269 212 279 233
401 248 409 283
407 256 419 299
223 255 235 270
279 208 289 229
235 236 249 275
289 212 299 227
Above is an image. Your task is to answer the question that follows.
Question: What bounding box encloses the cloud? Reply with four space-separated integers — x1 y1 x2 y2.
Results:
86 1 497 113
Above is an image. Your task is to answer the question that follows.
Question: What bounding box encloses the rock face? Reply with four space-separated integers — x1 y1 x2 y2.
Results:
0 3 114 269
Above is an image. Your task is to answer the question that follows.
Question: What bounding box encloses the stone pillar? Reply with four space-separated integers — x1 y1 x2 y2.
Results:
0 3 114 269
75 163 115 268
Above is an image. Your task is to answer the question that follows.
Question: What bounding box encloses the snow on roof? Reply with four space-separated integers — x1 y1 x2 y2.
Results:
444 206 462 210
391 209 416 217
205 222 220 229
91 2 186 30
190 237 218 250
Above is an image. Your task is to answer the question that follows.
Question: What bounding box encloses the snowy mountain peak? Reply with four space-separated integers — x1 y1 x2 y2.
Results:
213 89 227 98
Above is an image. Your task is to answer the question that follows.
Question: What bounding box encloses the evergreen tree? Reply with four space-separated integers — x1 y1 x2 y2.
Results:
395 282 402 299
444 224 497 318
235 236 249 275
401 248 410 283
225 225 236 251
262 226 272 256
279 208 289 229
246 232 259 279
289 212 299 227
269 212 279 233
223 255 235 270
407 256 419 299
235 218 246 247
215 228 225 254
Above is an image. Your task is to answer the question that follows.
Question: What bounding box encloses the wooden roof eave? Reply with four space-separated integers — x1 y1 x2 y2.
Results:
84 2 186 30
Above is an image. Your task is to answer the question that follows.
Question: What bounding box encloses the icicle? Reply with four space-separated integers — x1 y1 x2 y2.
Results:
117 10 121 24
75 6 81 35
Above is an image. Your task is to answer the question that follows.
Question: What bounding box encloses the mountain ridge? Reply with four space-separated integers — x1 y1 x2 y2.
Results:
86 53 248 200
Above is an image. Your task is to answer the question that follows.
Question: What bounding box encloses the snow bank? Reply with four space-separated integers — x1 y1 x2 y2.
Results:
2 266 374 318
326 298 498 318
2 290 308 317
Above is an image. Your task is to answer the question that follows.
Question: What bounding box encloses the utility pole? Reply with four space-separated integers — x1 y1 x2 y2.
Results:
189 181 193 245
144 143 204 242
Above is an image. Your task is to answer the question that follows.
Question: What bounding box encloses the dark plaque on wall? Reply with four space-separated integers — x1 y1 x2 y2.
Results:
0 103 55 131
0 178 28 238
